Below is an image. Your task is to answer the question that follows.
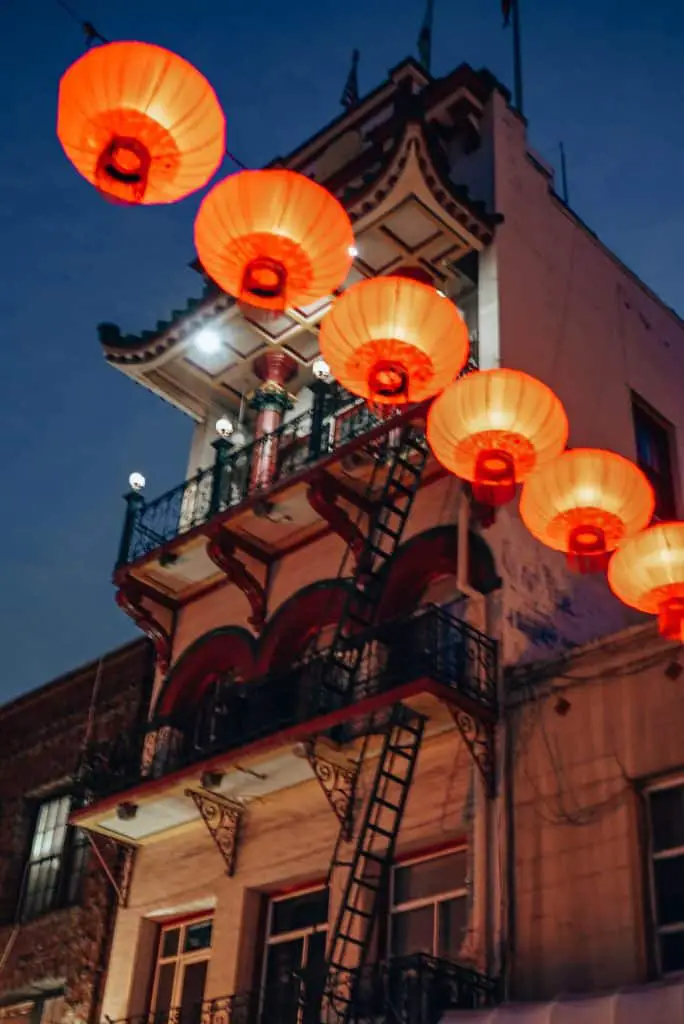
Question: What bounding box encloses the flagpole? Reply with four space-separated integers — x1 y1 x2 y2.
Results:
511 0 524 115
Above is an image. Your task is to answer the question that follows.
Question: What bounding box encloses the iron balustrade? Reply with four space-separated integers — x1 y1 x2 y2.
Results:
118 387 382 567
106 954 497 1024
116 359 480 569
77 604 497 801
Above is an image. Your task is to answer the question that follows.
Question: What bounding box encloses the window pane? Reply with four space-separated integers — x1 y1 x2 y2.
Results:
162 928 180 958
179 960 207 1024
270 889 328 936
660 930 684 974
438 897 467 959
263 938 304 1024
651 788 684 853
391 905 434 956
154 963 175 1014
184 920 213 953
394 852 467 905
65 831 89 905
654 854 684 926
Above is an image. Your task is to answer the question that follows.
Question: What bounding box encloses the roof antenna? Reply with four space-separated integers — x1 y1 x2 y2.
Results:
559 141 569 205
341 49 360 110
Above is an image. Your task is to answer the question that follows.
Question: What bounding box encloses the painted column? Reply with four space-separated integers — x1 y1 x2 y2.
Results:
249 351 298 490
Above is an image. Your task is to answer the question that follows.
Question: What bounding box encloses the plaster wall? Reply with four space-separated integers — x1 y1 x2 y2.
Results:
510 626 684 1000
100 727 475 1021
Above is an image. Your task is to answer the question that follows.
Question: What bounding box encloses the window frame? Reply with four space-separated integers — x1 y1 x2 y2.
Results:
149 913 214 1016
631 392 679 521
259 882 329 1020
18 792 89 922
645 775 684 976
388 846 468 961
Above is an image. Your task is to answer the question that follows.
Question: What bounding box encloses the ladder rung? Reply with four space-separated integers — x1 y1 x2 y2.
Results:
387 746 414 760
374 522 401 538
336 932 365 946
368 824 394 839
375 796 401 811
380 771 408 785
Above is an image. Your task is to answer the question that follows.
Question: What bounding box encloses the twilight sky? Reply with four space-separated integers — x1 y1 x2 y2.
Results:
0 0 682 703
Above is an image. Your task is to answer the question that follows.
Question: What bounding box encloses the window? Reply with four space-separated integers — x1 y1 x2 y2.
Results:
150 916 213 1024
389 849 468 960
261 887 328 1024
20 795 88 921
632 396 678 520
648 783 684 974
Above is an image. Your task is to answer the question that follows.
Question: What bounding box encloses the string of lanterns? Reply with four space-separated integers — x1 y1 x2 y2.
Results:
55 37 684 643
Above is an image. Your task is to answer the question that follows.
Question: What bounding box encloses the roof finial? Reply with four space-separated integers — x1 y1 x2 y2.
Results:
340 49 360 110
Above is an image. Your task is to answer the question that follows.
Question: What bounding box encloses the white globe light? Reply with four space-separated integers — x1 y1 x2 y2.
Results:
129 472 146 492
348 245 358 258
312 357 331 381
195 327 221 354
215 416 234 439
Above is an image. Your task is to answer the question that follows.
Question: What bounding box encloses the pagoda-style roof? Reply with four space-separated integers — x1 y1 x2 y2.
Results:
98 59 504 419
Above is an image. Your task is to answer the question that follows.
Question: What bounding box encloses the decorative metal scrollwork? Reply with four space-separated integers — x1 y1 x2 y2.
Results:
187 788 243 876
451 709 495 798
306 745 356 840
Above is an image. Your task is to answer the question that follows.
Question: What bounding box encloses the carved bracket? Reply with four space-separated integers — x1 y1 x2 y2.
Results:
206 528 266 632
115 580 171 672
307 476 366 568
306 742 357 840
449 708 496 798
187 788 243 876
86 833 137 908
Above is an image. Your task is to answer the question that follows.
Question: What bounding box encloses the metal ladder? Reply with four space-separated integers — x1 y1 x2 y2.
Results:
322 704 425 1024
324 426 430 697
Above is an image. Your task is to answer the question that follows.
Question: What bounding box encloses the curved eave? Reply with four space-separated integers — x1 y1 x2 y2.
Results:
339 119 500 246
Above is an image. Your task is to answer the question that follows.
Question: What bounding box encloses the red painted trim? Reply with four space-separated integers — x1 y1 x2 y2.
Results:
71 676 491 826
268 877 328 899
154 908 215 930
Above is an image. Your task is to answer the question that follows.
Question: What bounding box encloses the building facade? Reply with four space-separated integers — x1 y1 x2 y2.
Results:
0 641 153 1024
75 58 684 1021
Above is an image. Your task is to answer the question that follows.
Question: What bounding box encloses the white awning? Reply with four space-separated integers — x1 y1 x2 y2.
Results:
444 976 684 1022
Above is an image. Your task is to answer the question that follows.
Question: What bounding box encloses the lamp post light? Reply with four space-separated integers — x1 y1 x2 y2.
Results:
309 358 333 462
210 416 235 516
117 472 146 568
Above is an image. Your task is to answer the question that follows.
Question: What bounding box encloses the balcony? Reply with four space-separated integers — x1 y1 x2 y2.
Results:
112 953 498 1024
112 364 475 606
73 605 497 843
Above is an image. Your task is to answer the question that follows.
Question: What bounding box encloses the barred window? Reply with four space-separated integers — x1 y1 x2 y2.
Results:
20 795 88 921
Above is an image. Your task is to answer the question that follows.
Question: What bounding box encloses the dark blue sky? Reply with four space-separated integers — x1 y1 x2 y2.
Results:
0 0 682 702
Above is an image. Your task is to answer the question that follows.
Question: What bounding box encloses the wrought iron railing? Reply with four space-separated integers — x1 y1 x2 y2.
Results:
77 604 497 800
108 954 497 1024
118 386 385 567
116 354 480 569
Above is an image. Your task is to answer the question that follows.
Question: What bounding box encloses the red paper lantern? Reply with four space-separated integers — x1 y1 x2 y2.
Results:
57 41 226 205
608 523 684 639
319 276 469 406
427 369 568 505
520 449 655 572
194 170 354 311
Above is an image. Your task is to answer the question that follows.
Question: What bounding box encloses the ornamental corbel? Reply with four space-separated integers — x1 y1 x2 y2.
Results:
186 788 243 876
306 476 366 569
115 580 171 672
305 741 357 840
206 527 266 631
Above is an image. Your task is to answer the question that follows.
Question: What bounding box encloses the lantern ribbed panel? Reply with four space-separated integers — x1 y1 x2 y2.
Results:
520 448 655 553
194 170 354 311
427 369 568 481
319 277 469 405
57 41 226 204
608 523 684 614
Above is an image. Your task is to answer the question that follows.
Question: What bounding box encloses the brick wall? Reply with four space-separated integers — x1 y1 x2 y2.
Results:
0 640 153 1024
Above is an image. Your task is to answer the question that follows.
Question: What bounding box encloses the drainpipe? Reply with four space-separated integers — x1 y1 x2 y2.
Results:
248 351 297 491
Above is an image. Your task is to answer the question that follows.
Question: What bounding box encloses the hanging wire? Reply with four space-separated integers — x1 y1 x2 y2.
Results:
54 0 108 45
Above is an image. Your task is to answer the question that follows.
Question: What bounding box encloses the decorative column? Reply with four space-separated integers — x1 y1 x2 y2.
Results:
308 359 333 462
209 417 234 516
249 351 297 490
116 482 145 568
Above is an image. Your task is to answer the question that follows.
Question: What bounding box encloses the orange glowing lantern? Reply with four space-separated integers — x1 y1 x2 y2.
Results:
57 41 226 205
194 170 354 311
319 275 469 406
427 369 568 505
519 449 655 572
608 523 684 639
